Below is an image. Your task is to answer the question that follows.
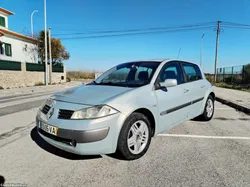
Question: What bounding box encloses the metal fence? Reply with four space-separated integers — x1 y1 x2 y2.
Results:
26 62 45 72
26 63 64 73
0 60 21 71
52 64 64 73
217 64 250 84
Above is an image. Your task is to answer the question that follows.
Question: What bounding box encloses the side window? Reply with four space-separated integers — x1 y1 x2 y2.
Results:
194 65 203 79
182 63 202 82
0 43 4 55
5 43 12 57
157 62 184 85
0 16 6 27
135 67 153 81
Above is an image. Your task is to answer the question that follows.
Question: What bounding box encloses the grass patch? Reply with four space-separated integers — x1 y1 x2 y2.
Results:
214 82 250 93
34 82 45 86
67 70 95 80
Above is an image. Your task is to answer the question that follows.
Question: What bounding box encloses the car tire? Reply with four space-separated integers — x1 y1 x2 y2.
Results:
199 95 215 121
117 112 152 160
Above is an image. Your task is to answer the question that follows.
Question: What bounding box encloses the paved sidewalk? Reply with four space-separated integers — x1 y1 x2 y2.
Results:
213 86 250 114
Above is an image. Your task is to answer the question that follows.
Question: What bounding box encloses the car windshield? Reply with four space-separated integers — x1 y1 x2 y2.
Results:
94 61 161 87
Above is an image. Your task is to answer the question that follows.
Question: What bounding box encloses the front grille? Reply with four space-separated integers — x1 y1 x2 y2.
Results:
42 105 51 115
58 109 74 119
38 128 72 146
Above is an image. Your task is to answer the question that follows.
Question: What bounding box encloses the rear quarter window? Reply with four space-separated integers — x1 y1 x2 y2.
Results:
182 63 203 82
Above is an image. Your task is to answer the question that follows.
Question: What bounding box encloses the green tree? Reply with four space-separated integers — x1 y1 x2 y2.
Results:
37 30 70 64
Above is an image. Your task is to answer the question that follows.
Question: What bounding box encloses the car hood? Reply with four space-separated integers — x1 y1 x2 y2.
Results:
52 85 134 105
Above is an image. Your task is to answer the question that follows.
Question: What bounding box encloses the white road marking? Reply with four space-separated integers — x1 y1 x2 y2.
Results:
158 134 250 140
215 108 234 110
0 95 49 109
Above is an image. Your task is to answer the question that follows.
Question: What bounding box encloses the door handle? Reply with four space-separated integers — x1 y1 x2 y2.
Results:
184 89 189 93
201 85 205 88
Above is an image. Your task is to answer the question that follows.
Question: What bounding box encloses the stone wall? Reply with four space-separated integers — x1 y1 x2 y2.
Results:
0 62 66 89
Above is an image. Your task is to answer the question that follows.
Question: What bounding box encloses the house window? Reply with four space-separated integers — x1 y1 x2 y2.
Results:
0 43 4 55
5 43 12 56
0 16 6 27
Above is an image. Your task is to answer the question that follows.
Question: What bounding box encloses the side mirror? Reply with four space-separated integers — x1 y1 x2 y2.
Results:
159 79 177 88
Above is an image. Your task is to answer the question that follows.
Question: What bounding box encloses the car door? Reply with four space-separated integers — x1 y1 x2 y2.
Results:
180 62 207 118
154 61 189 133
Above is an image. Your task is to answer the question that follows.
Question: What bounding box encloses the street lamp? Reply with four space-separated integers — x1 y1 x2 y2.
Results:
44 0 48 86
200 34 205 68
177 48 181 59
31 10 38 38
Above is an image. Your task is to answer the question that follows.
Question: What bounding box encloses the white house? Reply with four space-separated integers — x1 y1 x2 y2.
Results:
0 7 38 63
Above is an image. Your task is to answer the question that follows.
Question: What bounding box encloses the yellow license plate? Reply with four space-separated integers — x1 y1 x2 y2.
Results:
39 121 58 136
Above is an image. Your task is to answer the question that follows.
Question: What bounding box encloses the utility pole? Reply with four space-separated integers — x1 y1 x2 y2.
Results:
200 34 205 69
44 0 48 86
214 21 221 82
48 28 52 84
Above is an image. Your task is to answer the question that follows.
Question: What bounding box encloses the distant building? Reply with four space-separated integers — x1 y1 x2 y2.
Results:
0 7 38 63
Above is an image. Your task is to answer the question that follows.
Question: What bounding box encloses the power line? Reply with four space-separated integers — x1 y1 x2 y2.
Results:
222 25 250 30
53 22 216 36
59 26 214 40
222 21 250 27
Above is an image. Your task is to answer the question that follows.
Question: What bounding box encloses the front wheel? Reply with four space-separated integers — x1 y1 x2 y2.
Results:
199 95 215 121
117 113 152 160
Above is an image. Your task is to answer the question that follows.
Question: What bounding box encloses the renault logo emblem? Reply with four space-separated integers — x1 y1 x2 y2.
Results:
47 107 54 119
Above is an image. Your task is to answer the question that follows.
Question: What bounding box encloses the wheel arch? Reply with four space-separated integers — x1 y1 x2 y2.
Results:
123 108 157 137
200 90 215 114
209 91 215 100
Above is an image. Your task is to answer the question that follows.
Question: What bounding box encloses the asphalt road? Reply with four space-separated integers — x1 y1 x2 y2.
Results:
0 89 250 187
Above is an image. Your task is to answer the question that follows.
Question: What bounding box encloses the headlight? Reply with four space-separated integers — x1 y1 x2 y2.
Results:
39 101 47 110
39 98 54 110
71 105 119 119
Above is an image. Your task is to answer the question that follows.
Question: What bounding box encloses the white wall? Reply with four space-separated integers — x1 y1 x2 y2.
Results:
0 35 38 63
0 13 8 28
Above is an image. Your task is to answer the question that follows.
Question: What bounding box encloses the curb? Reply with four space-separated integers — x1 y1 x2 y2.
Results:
215 97 250 115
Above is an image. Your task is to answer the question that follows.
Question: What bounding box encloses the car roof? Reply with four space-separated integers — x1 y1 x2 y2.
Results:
128 59 198 66
128 59 169 63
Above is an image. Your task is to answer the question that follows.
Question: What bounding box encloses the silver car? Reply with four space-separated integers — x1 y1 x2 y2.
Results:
36 59 215 160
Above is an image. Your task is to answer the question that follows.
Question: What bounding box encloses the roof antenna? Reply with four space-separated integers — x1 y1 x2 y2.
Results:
177 48 181 59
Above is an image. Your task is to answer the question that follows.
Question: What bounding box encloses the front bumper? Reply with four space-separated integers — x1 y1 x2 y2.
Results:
37 123 109 144
36 100 127 155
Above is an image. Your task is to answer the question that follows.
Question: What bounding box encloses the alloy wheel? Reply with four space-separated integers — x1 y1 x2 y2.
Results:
127 120 149 155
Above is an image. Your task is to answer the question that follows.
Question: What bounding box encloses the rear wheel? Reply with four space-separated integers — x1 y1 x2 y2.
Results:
199 95 214 121
117 113 152 160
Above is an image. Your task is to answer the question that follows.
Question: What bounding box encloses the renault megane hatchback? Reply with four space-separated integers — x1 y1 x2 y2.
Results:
36 59 215 160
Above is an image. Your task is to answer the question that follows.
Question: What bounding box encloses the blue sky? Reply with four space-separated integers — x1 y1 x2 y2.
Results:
1 0 250 73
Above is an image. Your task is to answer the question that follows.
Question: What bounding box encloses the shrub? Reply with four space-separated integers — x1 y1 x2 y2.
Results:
66 77 71 82
205 75 214 83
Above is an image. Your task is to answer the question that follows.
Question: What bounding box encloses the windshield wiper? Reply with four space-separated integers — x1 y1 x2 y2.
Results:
96 82 125 87
86 80 97 85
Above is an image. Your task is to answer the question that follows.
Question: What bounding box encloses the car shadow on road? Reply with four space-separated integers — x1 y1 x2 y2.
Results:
30 127 102 160
106 152 127 161
191 116 207 122
0 175 5 186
